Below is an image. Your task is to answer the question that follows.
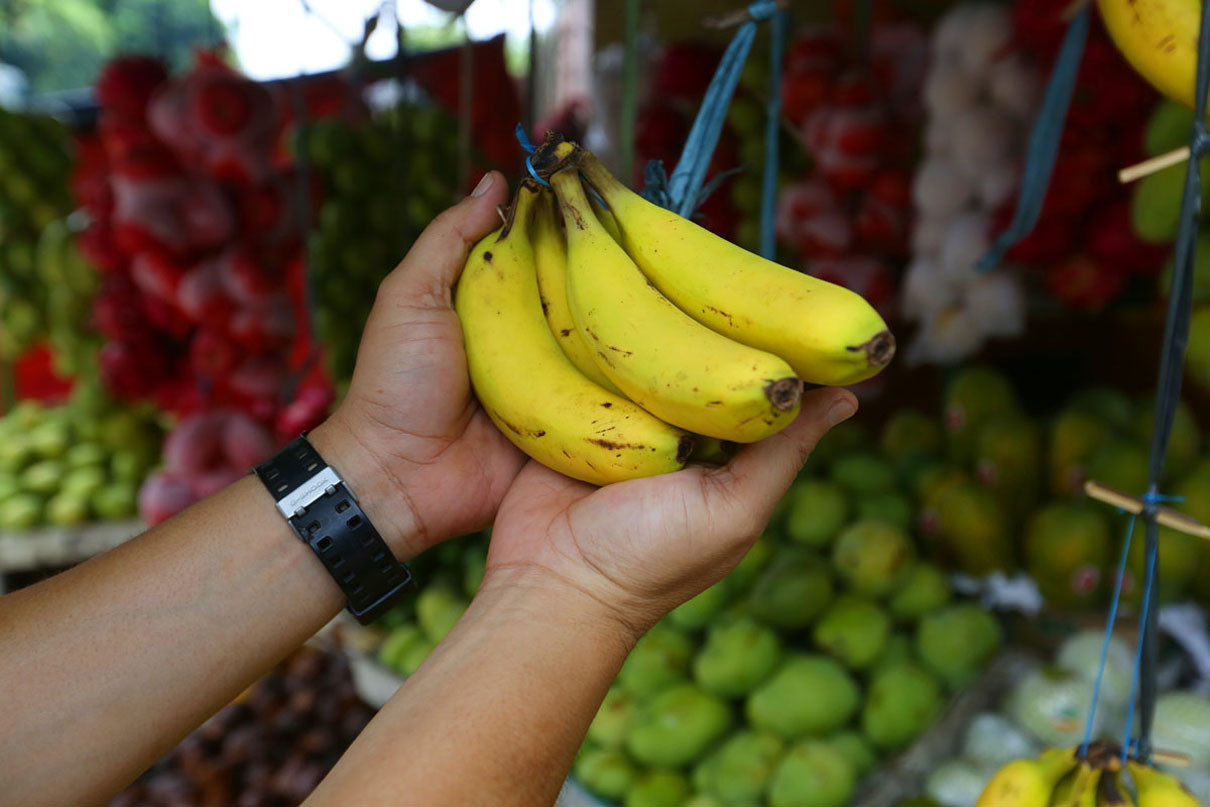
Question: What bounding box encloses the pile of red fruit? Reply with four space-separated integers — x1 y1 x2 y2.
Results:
775 22 926 314
74 54 337 522
1001 1 1168 309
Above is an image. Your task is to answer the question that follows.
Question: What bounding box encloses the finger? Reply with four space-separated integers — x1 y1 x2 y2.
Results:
380 171 510 306
708 386 857 513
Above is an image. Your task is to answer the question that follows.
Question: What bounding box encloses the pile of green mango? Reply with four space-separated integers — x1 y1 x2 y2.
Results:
304 103 461 383
0 386 163 530
915 366 1210 611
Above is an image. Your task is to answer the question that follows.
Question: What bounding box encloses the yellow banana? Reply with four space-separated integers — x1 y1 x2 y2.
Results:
455 180 693 484
1097 0 1201 110
1050 762 1100 807
531 189 623 394
1129 762 1200 807
978 748 1079 807
550 166 802 442
590 194 624 243
573 149 895 386
1102 770 1136 807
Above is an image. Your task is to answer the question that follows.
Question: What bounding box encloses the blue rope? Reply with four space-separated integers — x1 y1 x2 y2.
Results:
664 0 781 218
759 7 785 259
515 122 551 187
1121 505 1161 764
977 7 1089 271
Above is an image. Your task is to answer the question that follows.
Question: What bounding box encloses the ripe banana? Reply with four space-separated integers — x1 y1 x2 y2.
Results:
531 189 623 394
977 748 1079 807
455 180 693 484
574 149 895 386
1129 761 1200 807
550 166 802 442
1102 770 1136 807
1097 0 1201 110
1050 762 1100 807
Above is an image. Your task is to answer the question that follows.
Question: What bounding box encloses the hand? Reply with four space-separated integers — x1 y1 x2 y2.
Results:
312 172 526 559
481 387 858 639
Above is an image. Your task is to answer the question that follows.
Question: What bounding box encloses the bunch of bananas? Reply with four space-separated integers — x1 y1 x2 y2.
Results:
978 744 1201 807
455 138 894 485
1098 0 1201 110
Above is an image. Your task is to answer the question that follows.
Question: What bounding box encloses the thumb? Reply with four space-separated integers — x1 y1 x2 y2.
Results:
380 171 510 307
708 386 857 514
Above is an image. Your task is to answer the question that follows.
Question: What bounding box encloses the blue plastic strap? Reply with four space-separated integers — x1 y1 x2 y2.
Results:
1121 508 1161 764
665 0 781 218
515 122 551 187
977 7 1089 271
759 8 785 259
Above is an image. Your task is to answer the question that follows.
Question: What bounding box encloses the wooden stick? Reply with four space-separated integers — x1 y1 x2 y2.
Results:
1084 480 1210 541
1151 749 1192 767
1119 146 1191 184
1061 0 1091 20
704 0 789 29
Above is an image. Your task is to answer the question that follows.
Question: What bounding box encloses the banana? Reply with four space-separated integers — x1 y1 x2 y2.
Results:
455 180 693 484
1050 762 1100 807
550 166 802 443
1097 0 1201 110
978 748 1079 807
1129 762 1201 807
1102 770 1136 807
573 148 895 386
589 194 624 243
531 188 623 394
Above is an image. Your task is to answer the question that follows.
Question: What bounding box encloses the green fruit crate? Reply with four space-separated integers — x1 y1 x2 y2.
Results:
0 519 143 578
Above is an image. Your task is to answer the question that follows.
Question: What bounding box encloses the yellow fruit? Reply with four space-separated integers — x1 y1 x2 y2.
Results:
1097 0 1201 110
1129 762 1200 807
977 748 1078 807
550 167 801 442
455 180 692 484
575 149 894 386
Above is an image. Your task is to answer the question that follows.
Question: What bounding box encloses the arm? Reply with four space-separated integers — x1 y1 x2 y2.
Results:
0 172 523 807
306 387 858 806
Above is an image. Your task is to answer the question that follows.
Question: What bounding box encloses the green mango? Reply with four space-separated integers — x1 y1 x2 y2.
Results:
0 473 20 502
749 552 834 629
880 408 942 470
854 491 913 532
726 536 775 594
832 519 914 596
1086 440 1150 496
1159 233 1210 305
0 436 35 474
61 466 107 499
399 635 435 676
1067 387 1136 433
669 579 732 631
109 451 147 484
618 624 693 696
0 493 43 529
943 366 1019 463
1049 409 1114 496
1025 503 1111 610
28 420 70 459
809 421 868 468
698 730 785 804
830 452 897 495
926 482 1015 576
588 687 637 750
862 660 943 750
65 442 106 469
1135 398 1201 480
784 479 849 548
461 544 487 598
624 771 691 807
812 595 891 670
888 562 953 622
872 633 915 674
682 797 727 807
574 747 638 802
824 730 877 777
693 616 782 696
746 654 860 739
20 459 63 496
91 481 137 520
45 491 89 526
767 740 856 807
915 604 1002 690
973 415 1042 515
416 583 470 643
1145 99 1196 156
626 683 731 768
377 624 426 673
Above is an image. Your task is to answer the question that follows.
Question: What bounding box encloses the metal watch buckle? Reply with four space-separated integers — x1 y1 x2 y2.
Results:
277 466 343 518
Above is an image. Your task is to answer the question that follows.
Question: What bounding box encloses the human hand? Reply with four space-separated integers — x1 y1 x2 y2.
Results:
480 387 858 638
311 172 526 559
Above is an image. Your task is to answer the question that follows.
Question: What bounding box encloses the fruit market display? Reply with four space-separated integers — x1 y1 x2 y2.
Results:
108 645 376 807
0 106 75 360
38 217 103 379
305 103 461 381
909 629 1210 807
455 140 893 485
0 386 162 530
776 21 925 315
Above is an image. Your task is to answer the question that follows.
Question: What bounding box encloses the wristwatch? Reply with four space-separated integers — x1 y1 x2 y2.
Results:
254 434 414 624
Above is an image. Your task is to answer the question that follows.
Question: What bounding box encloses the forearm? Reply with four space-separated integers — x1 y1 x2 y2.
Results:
0 423 406 807
307 568 638 807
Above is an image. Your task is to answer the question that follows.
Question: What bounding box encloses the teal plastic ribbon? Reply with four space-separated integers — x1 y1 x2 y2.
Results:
759 8 785 259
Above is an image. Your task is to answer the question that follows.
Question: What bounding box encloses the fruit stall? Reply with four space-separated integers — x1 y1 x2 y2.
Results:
2 0 1210 805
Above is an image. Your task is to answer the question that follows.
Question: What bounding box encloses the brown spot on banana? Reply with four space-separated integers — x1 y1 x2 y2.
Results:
764 378 802 412
847 330 896 368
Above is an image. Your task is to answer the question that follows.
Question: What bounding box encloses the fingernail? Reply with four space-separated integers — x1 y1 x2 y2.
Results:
827 397 857 427
470 173 494 198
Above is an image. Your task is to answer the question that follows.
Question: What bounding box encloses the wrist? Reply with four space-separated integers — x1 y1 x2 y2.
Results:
307 418 420 560
476 564 649 652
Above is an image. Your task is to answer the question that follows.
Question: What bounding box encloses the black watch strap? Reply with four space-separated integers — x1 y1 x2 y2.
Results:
254 435 414 624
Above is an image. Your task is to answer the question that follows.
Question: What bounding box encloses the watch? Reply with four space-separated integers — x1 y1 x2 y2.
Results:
253 434 414 624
